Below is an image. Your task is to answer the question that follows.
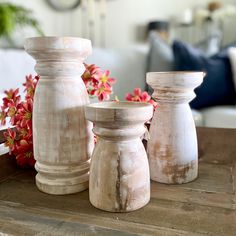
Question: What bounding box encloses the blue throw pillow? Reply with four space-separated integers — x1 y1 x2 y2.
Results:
173 40 236 109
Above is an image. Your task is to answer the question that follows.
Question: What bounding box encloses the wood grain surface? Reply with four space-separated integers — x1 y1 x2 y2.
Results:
0 127 236 235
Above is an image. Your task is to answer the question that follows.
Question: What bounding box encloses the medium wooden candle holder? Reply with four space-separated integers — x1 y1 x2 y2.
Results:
147 72 205 184
85 101 153 212
25 37 94 195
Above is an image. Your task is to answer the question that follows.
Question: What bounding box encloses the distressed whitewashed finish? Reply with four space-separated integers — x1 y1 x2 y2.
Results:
147 72 204 184
85 102 153 212
24 37 94 195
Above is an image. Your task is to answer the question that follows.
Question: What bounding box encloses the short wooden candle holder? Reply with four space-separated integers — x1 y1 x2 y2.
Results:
147 72 205 184
85 101 153 212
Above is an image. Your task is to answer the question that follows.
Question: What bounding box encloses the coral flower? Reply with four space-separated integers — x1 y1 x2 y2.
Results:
16 151 35 168
23 75 39 99
94 70 115 101
82 64 115 100
14 139 34 167
17 100 33 128
16 123 32 139
2 88 21 109
15 139 33 154
94 85 113 101
82 64 101 88
99 70 115 85
4 128 17 153
0 110 7 126
6 100 19 125
126 88 157 110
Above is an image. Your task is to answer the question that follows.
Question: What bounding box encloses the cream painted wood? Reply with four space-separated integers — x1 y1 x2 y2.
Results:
24 37 94 195
85 102 153 212
147 72 205 184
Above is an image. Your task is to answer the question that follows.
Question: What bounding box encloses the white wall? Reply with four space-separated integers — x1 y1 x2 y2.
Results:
4 0 236 49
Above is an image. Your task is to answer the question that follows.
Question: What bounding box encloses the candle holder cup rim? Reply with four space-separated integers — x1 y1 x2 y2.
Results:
85 101 153 124
24 36 92 52
86 101 152 109
146 71 205 89
146 71 206 76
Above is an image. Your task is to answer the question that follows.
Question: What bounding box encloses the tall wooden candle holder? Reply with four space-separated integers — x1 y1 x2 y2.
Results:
85 102 153 212
147 72 204 184
25 37 94 195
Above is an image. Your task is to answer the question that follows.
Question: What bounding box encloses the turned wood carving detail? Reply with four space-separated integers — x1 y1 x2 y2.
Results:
25 37 94 195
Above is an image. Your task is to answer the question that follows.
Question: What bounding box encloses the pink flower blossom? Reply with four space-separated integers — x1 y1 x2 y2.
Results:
17 100 33 129
2 88 20 109
126 88 157 110
16 150 35 168
99 70 115 85
94 84 113 101
0 110 7 126
4 128 17 154
23 75 39 99
82 64 116 101
82 64 102 95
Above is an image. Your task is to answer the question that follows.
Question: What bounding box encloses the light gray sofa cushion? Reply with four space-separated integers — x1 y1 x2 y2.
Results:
147 33 174 94
147 32 174 73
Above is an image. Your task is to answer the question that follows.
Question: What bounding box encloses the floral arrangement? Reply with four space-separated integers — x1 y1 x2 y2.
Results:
0 64 157 168
0 75 38 167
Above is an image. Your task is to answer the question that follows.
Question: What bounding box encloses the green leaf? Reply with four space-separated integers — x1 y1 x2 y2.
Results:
0 3 44 40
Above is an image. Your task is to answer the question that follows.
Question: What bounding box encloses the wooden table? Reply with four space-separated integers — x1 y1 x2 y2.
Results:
0 127 236 235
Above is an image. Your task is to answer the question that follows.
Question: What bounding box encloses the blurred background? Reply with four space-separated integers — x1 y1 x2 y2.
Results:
1 0 236 129
0 0 236 48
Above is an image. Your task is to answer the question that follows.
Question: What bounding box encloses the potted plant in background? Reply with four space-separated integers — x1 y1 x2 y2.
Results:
0 3 43 48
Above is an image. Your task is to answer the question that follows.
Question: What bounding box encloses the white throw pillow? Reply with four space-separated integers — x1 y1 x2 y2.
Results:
228 47 236 91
